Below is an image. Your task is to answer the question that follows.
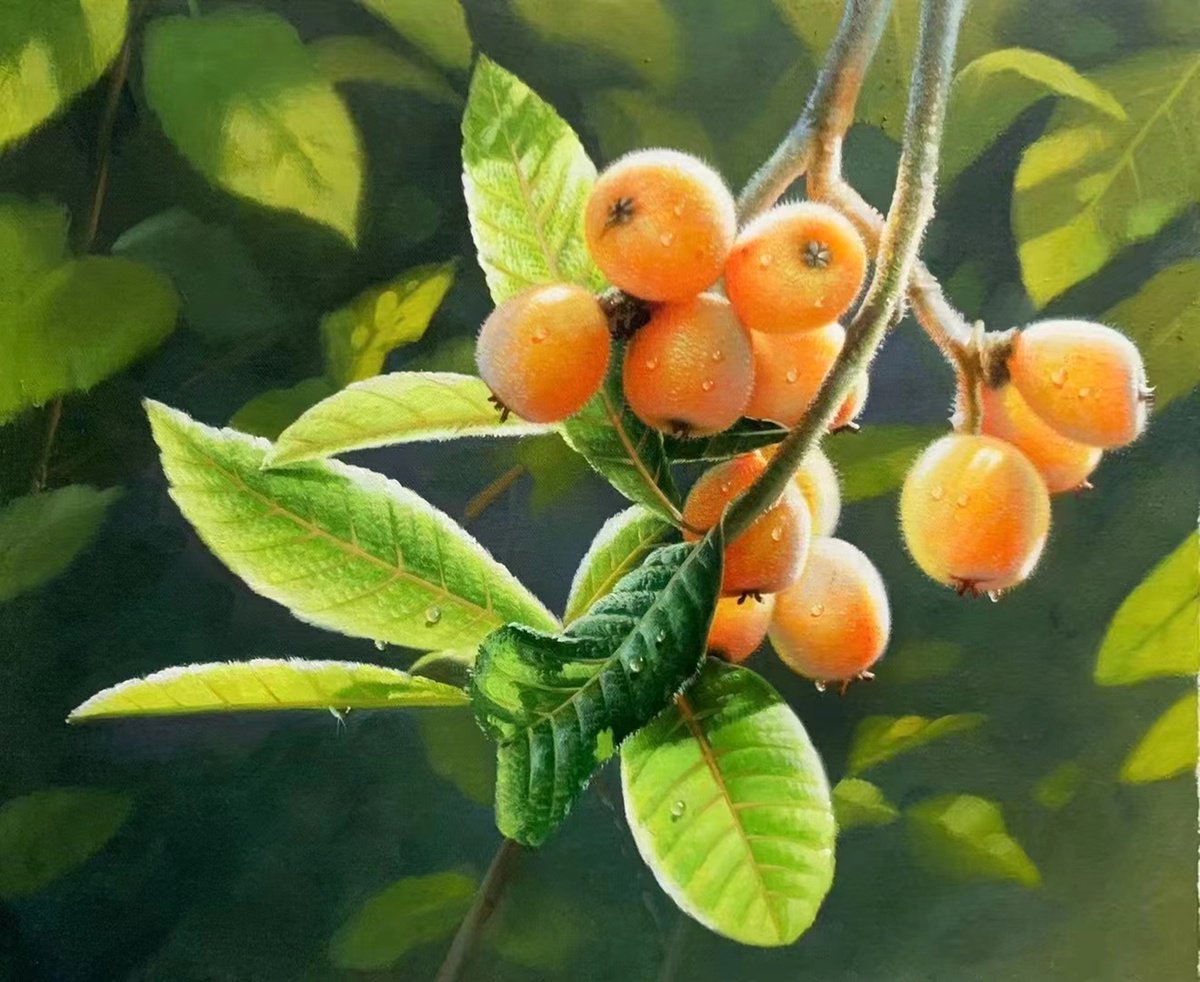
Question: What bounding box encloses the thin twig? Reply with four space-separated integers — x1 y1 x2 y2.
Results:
463 464 526 524
727 0 969 540
28 398 63 494
433 837 523 982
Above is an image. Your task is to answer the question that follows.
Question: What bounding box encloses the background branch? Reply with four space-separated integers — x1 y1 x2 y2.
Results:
727 0 969 539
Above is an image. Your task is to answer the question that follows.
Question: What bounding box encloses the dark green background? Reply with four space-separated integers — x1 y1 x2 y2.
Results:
1 0 1197 978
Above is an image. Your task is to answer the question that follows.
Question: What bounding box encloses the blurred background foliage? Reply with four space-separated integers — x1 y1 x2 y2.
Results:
0 0 1196 978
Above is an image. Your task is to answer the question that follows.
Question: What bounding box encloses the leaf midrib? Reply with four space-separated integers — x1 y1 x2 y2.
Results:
1098 589 1198 683
598 389 683 524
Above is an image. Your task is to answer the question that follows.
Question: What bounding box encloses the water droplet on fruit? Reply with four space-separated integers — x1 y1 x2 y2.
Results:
809 603 824 617
759 253 774 268
373 639 386 651
720 481 732 494
711 350 724 362
930 485 944 501
424 605 442 626
770 526 784 542
986 590 1002 603
628 655 644 674
659 232 675 246
670 799 686 819
1050 368 1067 387
814 680 827 693
701 379 715 392
673 203 685 217
955 493 970 508
785 368 799 384
645 357 658 370
1077 386 1092 399
531 327 547 344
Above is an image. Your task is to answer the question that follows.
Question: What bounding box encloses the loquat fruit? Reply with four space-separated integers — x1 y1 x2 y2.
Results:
761 444 842 536
745 322 844 426
707 593 776 663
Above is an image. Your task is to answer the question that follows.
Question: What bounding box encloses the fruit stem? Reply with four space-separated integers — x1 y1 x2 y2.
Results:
736 0 893 223
728 0 968 540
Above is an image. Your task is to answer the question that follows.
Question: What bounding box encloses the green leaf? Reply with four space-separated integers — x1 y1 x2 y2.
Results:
1032 761 1085 810
560 359 682 523
461 55 605 304
0 197 179 419
0 788 132 899
511 0 680 90
472 529 725 846
111 209 291 344
229 378 339 441
584 88 713 162
621 661 836 947
847 713 986 776
0 0 128 150
310 35 461 106
69 658 466 721
1014 50 1200 306
485 882 588 972
515 433 593 513
320 262 457 386
824 425 942 503
417 708 495 805
267 372 551 467
944 48 1125 183
145 401 558 650
328 871 477 971
356 0 472 71
906 794 1041 888
1094 537 1199 686
663 418 788 463
563 506 675 625
143 9 363 243
832 778 900 832
1120 691 1198 784
0 485 120 603
1104 260 1200 412
877 639 963 684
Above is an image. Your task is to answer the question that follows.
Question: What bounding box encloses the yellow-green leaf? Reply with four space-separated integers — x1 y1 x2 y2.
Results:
1014 49 1200 306
847 713 986 776
563 506 675 624
906 794 1041 888
1032 761 1085 810
69 658 467 721
309 35 461 105
944 47 1126 183
230 377 338 441
1120 691 1198 784
1104 260 1200 412
0 788 132 899
0 0 128 149
356 0 472 70
825 425 942 503
268 372 551 467
832 778 900 832
1095 537 1199 686
321 262 457 385
143 9 363 243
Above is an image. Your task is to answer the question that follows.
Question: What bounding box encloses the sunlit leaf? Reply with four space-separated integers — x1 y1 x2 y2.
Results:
472 530 724 846
328 871 477 971
229 378 338 441
143 9 363 243
906 794 1041 888
267 372 551 467
847 713 986 776
0 0 128 149
621 661 836 947
0 485 120 603
356 0 472 70
0 195 70 299
321 262 457 386
511 0 680 90
1103 260 1200 412
1120 691 1197 784
0 788 132 899
417 708 495 806
1094 536 1198 686
461 55 605 303
310 35 461 105
832 778 900 832
563 506 675 624
662 418 788 463
69 658 466 721
560 359 682 523
1014 49 1200 306
944 47 1125 183
585 88 713 162
145 401 558 650
112 209 291 343
1032 761 1085 810
824 425 942 503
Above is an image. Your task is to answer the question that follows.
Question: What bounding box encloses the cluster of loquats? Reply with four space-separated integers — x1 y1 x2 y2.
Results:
900 320 1151 598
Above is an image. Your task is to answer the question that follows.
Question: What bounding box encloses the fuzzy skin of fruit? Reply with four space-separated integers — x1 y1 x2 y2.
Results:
583 149 736 302
707 593 776 663
769 537 890 682
476 283 610 423
978 383 1101 493
724 201 867 333
761 444 841 536
623 293 753 436
831 372 868 430
1007 319 1148 448
683 452 812 597
745 322 844 426
900 434 1050 593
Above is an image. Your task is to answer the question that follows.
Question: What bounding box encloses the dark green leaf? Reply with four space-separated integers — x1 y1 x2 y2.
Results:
310 35 461 106
564 506 675 625
824 425 942 503
356 0 472 70
471 529 724 845
663 418 788 462
230 378 337 440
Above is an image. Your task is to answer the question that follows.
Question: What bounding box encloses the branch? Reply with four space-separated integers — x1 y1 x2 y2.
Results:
727 0 969 540
433 837 523 982
737 0 893 223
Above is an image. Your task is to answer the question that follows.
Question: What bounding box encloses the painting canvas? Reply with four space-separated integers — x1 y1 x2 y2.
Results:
0 0 1196 979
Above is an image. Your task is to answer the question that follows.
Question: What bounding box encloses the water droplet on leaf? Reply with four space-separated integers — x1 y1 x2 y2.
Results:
373 639 386 651
424 605 442 626
670 800 686 819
